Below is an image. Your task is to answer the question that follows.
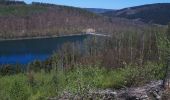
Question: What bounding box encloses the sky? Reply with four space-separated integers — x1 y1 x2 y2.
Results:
24 0 170 9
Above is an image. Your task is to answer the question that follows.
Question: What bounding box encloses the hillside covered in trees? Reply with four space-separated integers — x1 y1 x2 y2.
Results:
84 8 113 14
103 3 170 25
0 1 149 39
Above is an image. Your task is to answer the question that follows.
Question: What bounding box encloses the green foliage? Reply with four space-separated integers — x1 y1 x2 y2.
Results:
0 5 47 16
0 64 23 76
0 72 57 100
123 62 164 86
9 79 30 100
91 62 164 88
65 66 104 93
0 74 30 100
156 30 170 62
28 60 42 72
0 62 164 99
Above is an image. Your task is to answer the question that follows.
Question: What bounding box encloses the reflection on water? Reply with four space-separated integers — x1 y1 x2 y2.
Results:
0 34 89 64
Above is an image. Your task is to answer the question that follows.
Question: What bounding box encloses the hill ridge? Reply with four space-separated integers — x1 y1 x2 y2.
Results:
103 3 170 25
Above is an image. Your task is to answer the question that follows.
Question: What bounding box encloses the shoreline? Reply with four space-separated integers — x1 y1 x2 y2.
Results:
0 33 109 41
0 33 87 41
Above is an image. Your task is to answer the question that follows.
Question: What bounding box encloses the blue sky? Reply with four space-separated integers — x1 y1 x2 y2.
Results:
24 0 170 9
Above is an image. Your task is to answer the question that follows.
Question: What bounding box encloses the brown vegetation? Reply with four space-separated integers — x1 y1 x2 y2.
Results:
0 2 149 39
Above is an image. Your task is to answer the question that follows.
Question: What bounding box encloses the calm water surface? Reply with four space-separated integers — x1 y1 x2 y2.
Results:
0 34 89 64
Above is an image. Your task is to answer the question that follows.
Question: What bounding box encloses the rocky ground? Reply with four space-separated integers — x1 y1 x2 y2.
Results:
49 80 170 100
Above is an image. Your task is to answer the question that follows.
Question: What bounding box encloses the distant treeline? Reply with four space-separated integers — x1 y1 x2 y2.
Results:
0 0 26 5
0 1 149 39
103 3 170 25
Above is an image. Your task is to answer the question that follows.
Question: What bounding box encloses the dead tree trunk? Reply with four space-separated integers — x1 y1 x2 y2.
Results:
164 57 170 90
163 24 170 90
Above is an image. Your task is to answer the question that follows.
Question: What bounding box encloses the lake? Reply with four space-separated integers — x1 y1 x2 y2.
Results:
0 34 90 65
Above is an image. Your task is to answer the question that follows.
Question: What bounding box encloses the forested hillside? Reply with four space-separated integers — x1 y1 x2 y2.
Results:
103 3 170 25
0 1 147 39
84 8 113 14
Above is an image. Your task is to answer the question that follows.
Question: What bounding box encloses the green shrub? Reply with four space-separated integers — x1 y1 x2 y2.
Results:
0 62 165 99
9 80 30 100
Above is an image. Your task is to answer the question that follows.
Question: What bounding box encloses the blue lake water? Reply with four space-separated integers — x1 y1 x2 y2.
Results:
0 34 89 64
